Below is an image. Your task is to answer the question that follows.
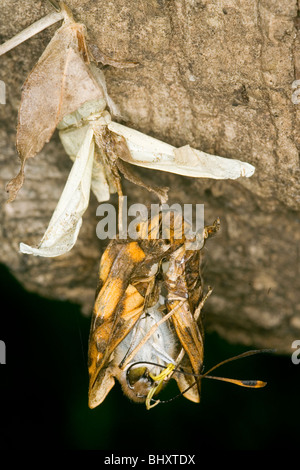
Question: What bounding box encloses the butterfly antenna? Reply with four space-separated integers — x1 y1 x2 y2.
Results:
130 349 274 407
201 348 274 377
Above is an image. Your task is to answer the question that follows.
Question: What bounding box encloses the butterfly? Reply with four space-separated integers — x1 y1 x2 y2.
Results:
88 210 266 409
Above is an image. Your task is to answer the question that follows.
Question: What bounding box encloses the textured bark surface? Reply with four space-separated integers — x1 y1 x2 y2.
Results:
1 0 300 354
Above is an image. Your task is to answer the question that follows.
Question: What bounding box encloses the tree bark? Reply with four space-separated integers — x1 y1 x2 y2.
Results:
1 0 299 354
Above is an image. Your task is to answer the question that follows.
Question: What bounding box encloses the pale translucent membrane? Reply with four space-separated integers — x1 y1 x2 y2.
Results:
20 128 94 257
108 122 255 179
20 101 255 258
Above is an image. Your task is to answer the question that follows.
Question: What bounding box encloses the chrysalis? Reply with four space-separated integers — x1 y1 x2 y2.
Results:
3 2 255 258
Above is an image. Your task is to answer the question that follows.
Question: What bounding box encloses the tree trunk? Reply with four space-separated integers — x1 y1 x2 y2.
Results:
1 0 299 354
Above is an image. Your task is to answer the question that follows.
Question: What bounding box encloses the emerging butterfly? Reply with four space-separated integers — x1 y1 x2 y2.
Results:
88 210 267 410
2 2 255 258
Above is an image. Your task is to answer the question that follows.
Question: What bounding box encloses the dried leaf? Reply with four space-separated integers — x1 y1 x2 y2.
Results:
6 4 104 202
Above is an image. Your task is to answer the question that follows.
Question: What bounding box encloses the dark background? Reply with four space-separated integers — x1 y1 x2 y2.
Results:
0 263 299 451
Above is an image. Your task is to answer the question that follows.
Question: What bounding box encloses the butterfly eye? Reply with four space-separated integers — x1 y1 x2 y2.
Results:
126 366 149 389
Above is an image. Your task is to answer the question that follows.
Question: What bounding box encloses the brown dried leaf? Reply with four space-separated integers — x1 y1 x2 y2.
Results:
6 4 104 202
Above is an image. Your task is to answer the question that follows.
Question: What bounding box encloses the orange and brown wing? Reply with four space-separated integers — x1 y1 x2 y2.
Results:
88 240 147 407
164 245 204 403
170 300 204 402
